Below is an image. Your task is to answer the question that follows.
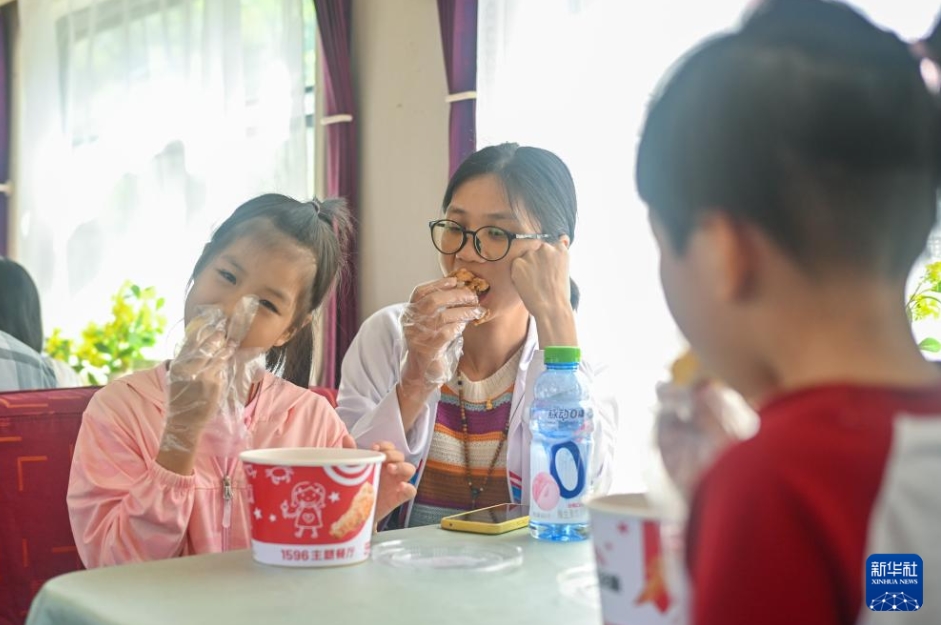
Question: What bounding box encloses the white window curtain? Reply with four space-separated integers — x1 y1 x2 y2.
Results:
15 0 308 354
477 0 941 493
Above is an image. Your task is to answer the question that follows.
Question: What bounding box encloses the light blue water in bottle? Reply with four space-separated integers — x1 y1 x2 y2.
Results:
529 346 594 542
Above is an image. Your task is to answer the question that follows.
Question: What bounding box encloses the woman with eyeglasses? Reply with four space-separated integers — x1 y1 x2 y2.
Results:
336 143 617 528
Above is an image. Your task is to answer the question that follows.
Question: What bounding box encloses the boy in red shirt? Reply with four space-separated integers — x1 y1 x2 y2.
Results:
637 1 941 623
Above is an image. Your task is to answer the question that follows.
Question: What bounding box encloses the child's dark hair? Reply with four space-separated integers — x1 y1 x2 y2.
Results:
442 142 581 309
0 257 44 352
637 0 941 277
191 194 351 387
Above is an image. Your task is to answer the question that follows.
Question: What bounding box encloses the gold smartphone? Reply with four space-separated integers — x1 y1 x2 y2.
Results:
440 503 530 535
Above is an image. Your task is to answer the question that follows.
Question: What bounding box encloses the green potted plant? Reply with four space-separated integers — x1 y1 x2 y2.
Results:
45 282 167 385
907 260 941 353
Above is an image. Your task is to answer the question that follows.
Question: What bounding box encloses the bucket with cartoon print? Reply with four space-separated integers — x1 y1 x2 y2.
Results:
587 494 688 625
240 447 385 567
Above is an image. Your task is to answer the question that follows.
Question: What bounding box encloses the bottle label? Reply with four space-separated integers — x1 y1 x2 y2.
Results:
529 438 590 524
548 407 586 421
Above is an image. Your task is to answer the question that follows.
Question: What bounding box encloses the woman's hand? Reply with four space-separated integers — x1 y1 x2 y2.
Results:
401 277 482 385
511 242 577 347
371 441 418 527
511 241 570 317
397 276 483 429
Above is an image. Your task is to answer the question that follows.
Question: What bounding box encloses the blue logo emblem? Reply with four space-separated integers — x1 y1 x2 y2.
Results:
866 554 923 612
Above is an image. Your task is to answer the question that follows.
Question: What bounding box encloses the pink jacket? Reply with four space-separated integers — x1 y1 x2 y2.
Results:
68 364 348 568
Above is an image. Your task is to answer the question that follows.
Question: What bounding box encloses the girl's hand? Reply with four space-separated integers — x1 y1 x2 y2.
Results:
161 309 234 453
371 441 417 526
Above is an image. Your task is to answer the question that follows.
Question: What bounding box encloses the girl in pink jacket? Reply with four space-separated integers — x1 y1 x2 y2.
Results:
68 195 417 568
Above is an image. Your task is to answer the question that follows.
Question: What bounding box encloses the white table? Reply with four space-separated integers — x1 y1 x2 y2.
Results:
26 525 601 625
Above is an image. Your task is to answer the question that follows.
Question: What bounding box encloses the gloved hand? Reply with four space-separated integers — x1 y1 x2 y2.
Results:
654 380 757 501
201 347 266 458
399 275 484 391
161 297 264 456
216 295 265 407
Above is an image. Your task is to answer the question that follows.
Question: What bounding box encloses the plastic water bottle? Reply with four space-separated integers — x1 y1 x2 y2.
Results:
529 346 594 542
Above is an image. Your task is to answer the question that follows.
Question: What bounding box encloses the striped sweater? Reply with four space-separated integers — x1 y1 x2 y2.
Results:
408 350 522 527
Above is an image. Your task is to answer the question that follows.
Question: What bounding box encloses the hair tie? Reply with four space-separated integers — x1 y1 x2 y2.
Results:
310 200 322 215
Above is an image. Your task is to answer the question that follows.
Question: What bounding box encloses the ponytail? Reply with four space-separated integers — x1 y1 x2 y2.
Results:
269 323 315 388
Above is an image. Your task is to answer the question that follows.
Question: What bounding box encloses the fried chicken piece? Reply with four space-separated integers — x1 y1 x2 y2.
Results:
449 268 489 294
329 482 376 539
449 268 492 326
670 350 702 388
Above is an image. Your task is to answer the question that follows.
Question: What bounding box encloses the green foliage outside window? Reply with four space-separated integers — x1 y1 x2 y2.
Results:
907 261 941 353
45 282 167 385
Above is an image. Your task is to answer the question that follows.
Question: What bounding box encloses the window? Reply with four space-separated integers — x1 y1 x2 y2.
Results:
477 0 941 492
16 0 315 355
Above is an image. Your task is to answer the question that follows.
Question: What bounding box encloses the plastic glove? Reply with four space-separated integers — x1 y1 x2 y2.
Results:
200 347 266 458
218 295 264 406
162 307 233 453
654 380 757 501
399 276 485 389
162 297 263 456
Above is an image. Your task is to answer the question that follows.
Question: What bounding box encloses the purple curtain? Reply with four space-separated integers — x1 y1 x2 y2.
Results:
313 0 358 388
0 7 11 257
438 0 478 176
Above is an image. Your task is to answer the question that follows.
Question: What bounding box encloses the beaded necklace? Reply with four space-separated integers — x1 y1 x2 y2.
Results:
456 373 510 508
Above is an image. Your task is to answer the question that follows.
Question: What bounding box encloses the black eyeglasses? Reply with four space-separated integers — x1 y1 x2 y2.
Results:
429 219 558 262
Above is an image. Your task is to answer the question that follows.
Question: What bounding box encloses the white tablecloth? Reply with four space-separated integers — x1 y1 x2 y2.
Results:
26 525 600 625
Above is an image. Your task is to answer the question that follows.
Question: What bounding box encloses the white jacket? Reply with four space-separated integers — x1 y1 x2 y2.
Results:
337 304 618 520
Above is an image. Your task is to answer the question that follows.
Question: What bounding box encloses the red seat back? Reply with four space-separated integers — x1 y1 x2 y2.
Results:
0 384 338 625
0 387 99 625
310 386 338 408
